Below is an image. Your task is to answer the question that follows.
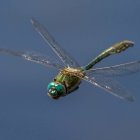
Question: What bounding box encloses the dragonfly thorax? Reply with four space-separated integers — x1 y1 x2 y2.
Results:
61 67 85 78
47 82 66 99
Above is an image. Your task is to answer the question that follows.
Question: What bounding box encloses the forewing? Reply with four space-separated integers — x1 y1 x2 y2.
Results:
31 18 80 68
83 75 134 102
86 61 140 77
0 48 63 69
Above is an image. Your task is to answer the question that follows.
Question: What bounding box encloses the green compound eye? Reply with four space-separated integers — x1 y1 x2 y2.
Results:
47 82 55 90
47 82 66 98
56 84 64 92
49 88 57 96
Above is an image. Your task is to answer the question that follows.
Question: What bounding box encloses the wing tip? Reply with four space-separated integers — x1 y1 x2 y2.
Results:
30 17 39 26
126 96 135 102
30 17 35 24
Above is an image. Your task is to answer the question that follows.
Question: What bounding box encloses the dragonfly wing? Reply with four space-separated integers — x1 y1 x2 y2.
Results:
31 18 80 68
83 75 134 102
0 48 63 69
86 61 140 77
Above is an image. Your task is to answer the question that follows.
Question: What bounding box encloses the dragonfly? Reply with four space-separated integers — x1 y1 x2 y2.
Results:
0 18 140 101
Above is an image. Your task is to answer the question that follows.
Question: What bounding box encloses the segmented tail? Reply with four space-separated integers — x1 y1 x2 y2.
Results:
83 40 134 70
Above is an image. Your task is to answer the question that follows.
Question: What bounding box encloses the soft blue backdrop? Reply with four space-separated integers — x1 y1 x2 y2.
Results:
0 0 140 140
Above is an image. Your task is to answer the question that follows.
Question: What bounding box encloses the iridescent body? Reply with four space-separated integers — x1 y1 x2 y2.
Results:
47 40 134 99
49 68 83 99
0 18 140 101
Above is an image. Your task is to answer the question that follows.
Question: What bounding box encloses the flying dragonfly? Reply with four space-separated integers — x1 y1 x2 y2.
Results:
0 18 140 101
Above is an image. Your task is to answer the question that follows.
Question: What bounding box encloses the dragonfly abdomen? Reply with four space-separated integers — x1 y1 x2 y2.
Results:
84 40 134 70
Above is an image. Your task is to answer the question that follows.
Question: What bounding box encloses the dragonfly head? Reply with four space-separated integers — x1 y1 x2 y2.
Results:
47 82 66 99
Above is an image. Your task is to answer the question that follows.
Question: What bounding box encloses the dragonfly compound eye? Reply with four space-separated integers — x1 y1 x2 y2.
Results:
48 88 58 97
47 82 66 99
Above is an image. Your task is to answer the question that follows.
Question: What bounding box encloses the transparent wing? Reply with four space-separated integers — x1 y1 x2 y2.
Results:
31 18 80 68
0 48 63 69
83 75 134 102
86 61 140 77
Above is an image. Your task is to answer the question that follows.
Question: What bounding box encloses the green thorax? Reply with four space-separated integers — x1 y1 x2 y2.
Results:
54 68 83 93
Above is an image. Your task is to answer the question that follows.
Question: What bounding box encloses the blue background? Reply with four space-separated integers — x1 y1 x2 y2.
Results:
0 0 140 140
